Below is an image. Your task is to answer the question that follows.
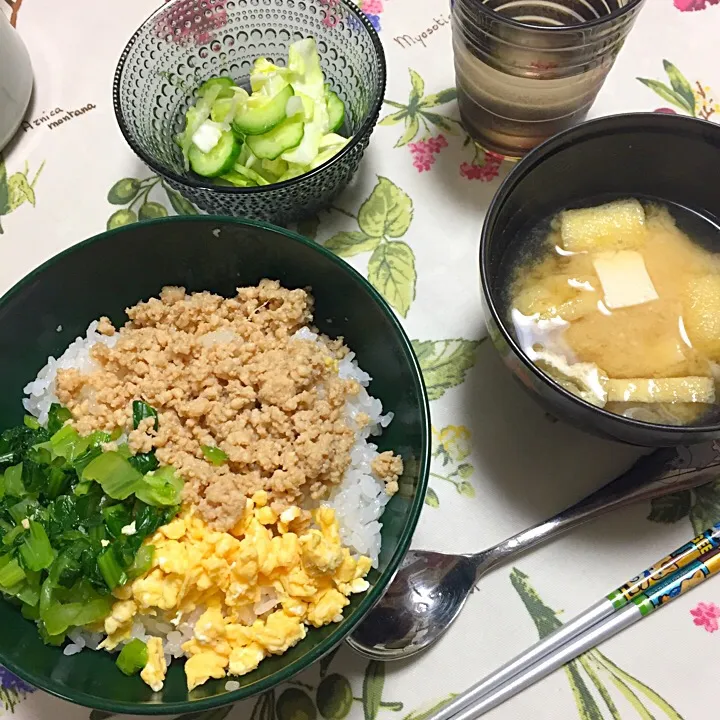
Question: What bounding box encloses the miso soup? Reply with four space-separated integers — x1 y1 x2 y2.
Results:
507 199 720 426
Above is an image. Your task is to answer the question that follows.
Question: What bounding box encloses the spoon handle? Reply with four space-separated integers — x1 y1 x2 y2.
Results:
477 444 720 571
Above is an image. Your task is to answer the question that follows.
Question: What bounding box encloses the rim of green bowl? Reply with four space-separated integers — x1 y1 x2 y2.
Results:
112 0 387 196
0 215 430 715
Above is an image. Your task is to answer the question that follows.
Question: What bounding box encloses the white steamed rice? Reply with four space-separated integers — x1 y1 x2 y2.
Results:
25 321 398 664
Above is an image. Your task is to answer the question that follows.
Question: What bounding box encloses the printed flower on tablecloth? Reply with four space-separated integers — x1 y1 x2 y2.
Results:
673 0 719 11
0 664 35 712
378 68 509 181
638 60 719 121
156 0 228 46
426 423 477 508
348 0 384 30
408 135 448 172
690 601 720 632
0 153 44 235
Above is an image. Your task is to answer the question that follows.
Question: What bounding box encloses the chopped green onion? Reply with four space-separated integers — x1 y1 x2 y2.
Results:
41 601 83 636
82 452 144 500
23 416 40 430
19 520 54 571
3 463 24 498
109 427 123 442
73 596 113 627
98 546 128 590
127 545 154 579
132 400 159 431
0 558 26 588
47 404 72 435
201 445 228 465
135 466 183 507
116 638 149 676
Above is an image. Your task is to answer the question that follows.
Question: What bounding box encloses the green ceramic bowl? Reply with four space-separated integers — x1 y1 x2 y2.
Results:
0 217 430 714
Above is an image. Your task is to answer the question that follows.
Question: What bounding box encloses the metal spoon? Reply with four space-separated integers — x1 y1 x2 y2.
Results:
346 445 720 661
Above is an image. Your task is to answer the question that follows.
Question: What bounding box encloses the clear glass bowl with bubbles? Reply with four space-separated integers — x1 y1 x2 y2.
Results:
113 0 386 224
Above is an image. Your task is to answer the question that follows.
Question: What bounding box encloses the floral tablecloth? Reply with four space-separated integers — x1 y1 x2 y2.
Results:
2 0 720 717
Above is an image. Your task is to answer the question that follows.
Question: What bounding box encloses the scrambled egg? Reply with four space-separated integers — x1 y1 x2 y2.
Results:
102 492 371 692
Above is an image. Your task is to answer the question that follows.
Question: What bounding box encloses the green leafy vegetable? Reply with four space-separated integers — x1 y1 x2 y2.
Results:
116 638 149 676
19 521 54 571
0 403 183 648
201 445 228 466
47 404 72 435
82 452 144 500
132 400 159 431
135 466 183 507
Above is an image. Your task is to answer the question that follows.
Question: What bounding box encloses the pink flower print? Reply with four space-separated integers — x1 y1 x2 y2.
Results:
361 0 384 14
690 601 720 632
158 0 228 46
426 134 448 154
674 0 719 10
409 140 434 172
321 0 342 27
460 150 503 181
654 107 678 114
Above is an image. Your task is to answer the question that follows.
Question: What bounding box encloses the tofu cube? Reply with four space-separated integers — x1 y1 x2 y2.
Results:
592 251 659 310
560 199 647 253
684 275 720 360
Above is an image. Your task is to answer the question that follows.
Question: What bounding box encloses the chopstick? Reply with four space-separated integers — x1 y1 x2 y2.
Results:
428 524 720 720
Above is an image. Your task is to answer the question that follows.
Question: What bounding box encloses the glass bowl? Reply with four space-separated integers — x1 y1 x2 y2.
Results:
0 216 430 714
113 0 386 225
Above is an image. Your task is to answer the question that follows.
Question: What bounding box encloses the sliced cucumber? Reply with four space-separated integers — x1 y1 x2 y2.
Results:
197 76 236 99
231 84 294 136
326 90 345 133
231 164 270 186
219 171 257 187
189 131 241 177
246 117 305 160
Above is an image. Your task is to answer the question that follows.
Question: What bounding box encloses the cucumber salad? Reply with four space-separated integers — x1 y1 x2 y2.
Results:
177 38 350 187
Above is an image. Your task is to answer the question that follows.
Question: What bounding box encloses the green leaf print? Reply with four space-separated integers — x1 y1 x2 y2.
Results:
325 231 381 258
510 568 685 720
421 89 457 108
396 115 420 148
0 155 44 233
0 155 10 216
139 201 169 220
276 688 317 720
358 177 413 238
362 660 385 720
367 241 416 317
424 487 440 508
637 78 694 113
108 178 141 205
107 208 138 229
662 60 696 114
166 185 199 215
317 673 354 719
378 110 407 127
400 695 457 720
297 213 321 241
379 69 460 147
411 339 481 401
457 480 475 498
647 481 720 534
688 482 720 534
7 172 35 210
409 69 425 106
319 645 341 678
647 490 692 524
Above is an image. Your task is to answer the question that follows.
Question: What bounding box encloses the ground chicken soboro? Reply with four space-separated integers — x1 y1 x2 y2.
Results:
55 281 402 530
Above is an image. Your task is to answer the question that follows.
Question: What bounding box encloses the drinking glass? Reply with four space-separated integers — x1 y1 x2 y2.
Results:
452 0 646 157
